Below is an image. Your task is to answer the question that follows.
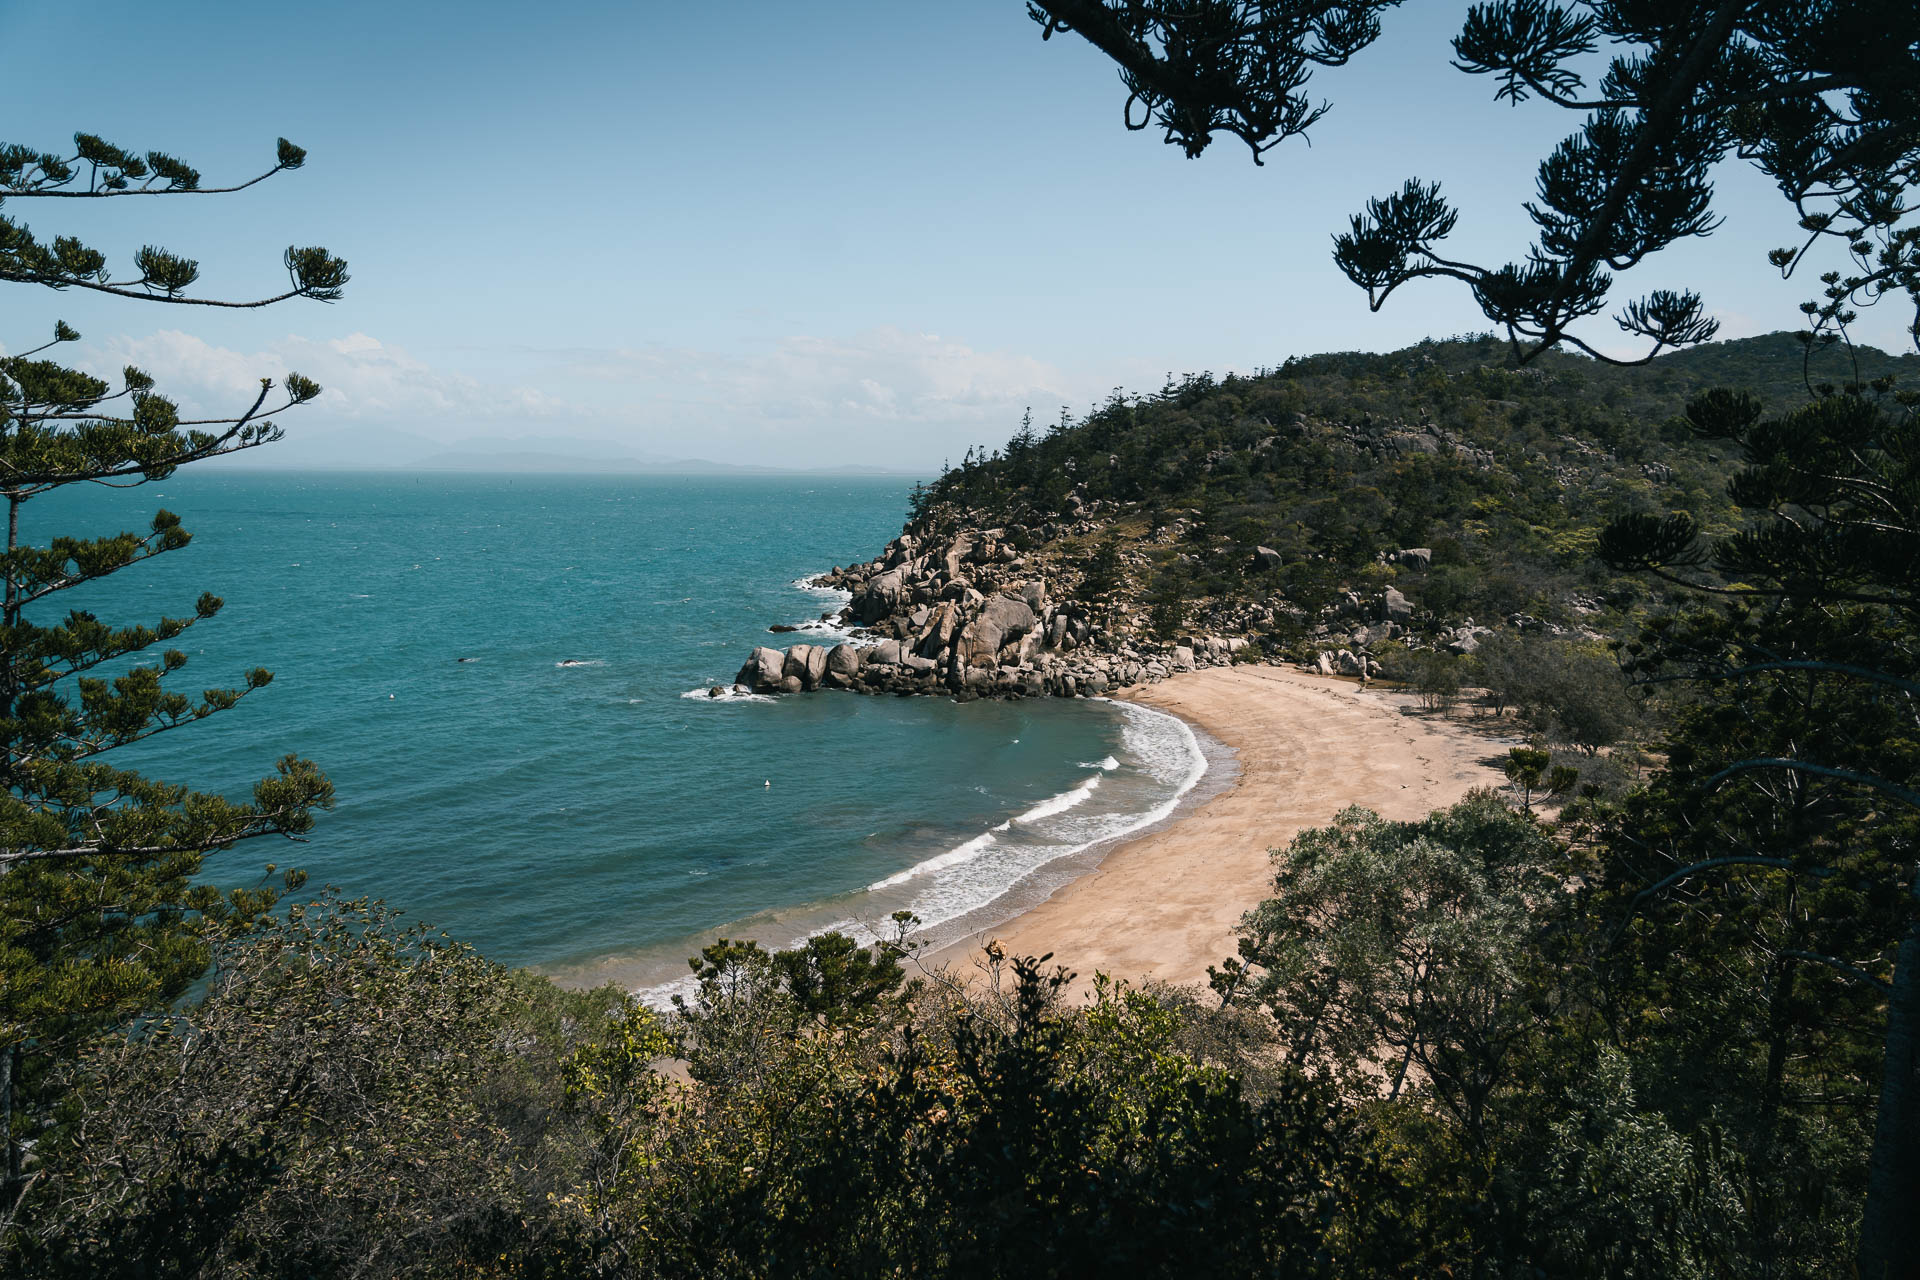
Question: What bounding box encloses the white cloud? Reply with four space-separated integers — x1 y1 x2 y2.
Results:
79 330 568 425
574 326 1074 421
62 324 1085 470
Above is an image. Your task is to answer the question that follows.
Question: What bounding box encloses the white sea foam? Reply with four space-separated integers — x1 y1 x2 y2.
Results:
792 572 851 600
678 686 775 703
634 972 700 1010
786 617 858 641
1080 755 1120 771
880 701 1208 935
1014 775 1102 823
555 659 604 668
783 573 858 641
867 832 996 891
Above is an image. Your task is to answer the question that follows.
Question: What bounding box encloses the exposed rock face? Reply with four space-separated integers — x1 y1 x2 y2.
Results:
1383 587 1414 625
914 600 961 658
1250 545 1282 571
957 595 1038 667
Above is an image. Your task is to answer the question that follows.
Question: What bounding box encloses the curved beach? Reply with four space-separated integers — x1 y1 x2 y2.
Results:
925 665 1515 994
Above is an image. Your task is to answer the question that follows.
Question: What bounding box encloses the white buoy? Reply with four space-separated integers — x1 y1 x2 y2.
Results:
764 780 770 788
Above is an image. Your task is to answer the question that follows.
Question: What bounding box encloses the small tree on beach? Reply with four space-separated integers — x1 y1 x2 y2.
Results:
0 132 344 1207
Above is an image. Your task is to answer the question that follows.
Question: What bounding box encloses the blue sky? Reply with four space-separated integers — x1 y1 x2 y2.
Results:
4 1 1898 470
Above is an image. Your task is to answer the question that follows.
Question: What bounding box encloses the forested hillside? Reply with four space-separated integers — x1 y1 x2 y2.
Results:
907 331 1912 647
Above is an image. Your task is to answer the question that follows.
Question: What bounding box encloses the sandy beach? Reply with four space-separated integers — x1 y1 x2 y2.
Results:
925 665 1515 995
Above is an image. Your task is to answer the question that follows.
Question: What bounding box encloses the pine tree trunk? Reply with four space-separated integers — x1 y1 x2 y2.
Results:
1859 872 1920 1280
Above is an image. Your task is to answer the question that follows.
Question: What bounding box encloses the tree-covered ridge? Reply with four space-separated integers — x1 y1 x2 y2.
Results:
907 332 1913 643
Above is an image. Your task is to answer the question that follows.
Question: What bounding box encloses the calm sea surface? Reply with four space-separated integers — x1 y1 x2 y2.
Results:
36 473 1208 993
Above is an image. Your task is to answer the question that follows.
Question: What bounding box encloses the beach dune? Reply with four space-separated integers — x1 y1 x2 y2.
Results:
927 665 1513 994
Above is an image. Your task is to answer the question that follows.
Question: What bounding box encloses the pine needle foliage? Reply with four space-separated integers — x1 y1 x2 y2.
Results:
0 133 343 1205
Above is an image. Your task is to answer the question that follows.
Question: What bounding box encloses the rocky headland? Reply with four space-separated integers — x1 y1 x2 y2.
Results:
724 516 1454 701
709 333 1849 704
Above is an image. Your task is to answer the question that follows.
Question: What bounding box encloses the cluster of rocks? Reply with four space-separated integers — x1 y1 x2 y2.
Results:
722 526 1248 701
1338 416 1497 471
714 516 1484 701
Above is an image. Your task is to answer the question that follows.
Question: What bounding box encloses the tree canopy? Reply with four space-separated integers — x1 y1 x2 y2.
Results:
1027 1 1920 362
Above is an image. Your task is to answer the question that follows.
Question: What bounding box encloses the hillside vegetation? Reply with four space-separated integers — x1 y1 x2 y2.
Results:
908 331 1912 650
727 334 1905 739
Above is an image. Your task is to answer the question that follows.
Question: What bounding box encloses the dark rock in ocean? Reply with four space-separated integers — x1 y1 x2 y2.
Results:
768 623 799 633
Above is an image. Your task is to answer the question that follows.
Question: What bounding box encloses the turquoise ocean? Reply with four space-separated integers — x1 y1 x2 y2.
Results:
38 474 1217 999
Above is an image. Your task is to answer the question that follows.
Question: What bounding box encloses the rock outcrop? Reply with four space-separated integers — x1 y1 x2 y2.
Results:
730 505 1448 700
727 517 1273 700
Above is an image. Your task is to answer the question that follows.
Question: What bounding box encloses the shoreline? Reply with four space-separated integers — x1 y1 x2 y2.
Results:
921 665 1516 996
546 690 1216 1003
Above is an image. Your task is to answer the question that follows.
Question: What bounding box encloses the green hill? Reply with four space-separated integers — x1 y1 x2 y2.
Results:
892 331 1913 652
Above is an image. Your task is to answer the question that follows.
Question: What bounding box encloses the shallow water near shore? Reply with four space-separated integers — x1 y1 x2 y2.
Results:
36 472 1206 979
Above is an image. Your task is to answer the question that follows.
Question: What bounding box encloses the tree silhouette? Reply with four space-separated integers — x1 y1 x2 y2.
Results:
1027 1 1919 363
0 133 342 1212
